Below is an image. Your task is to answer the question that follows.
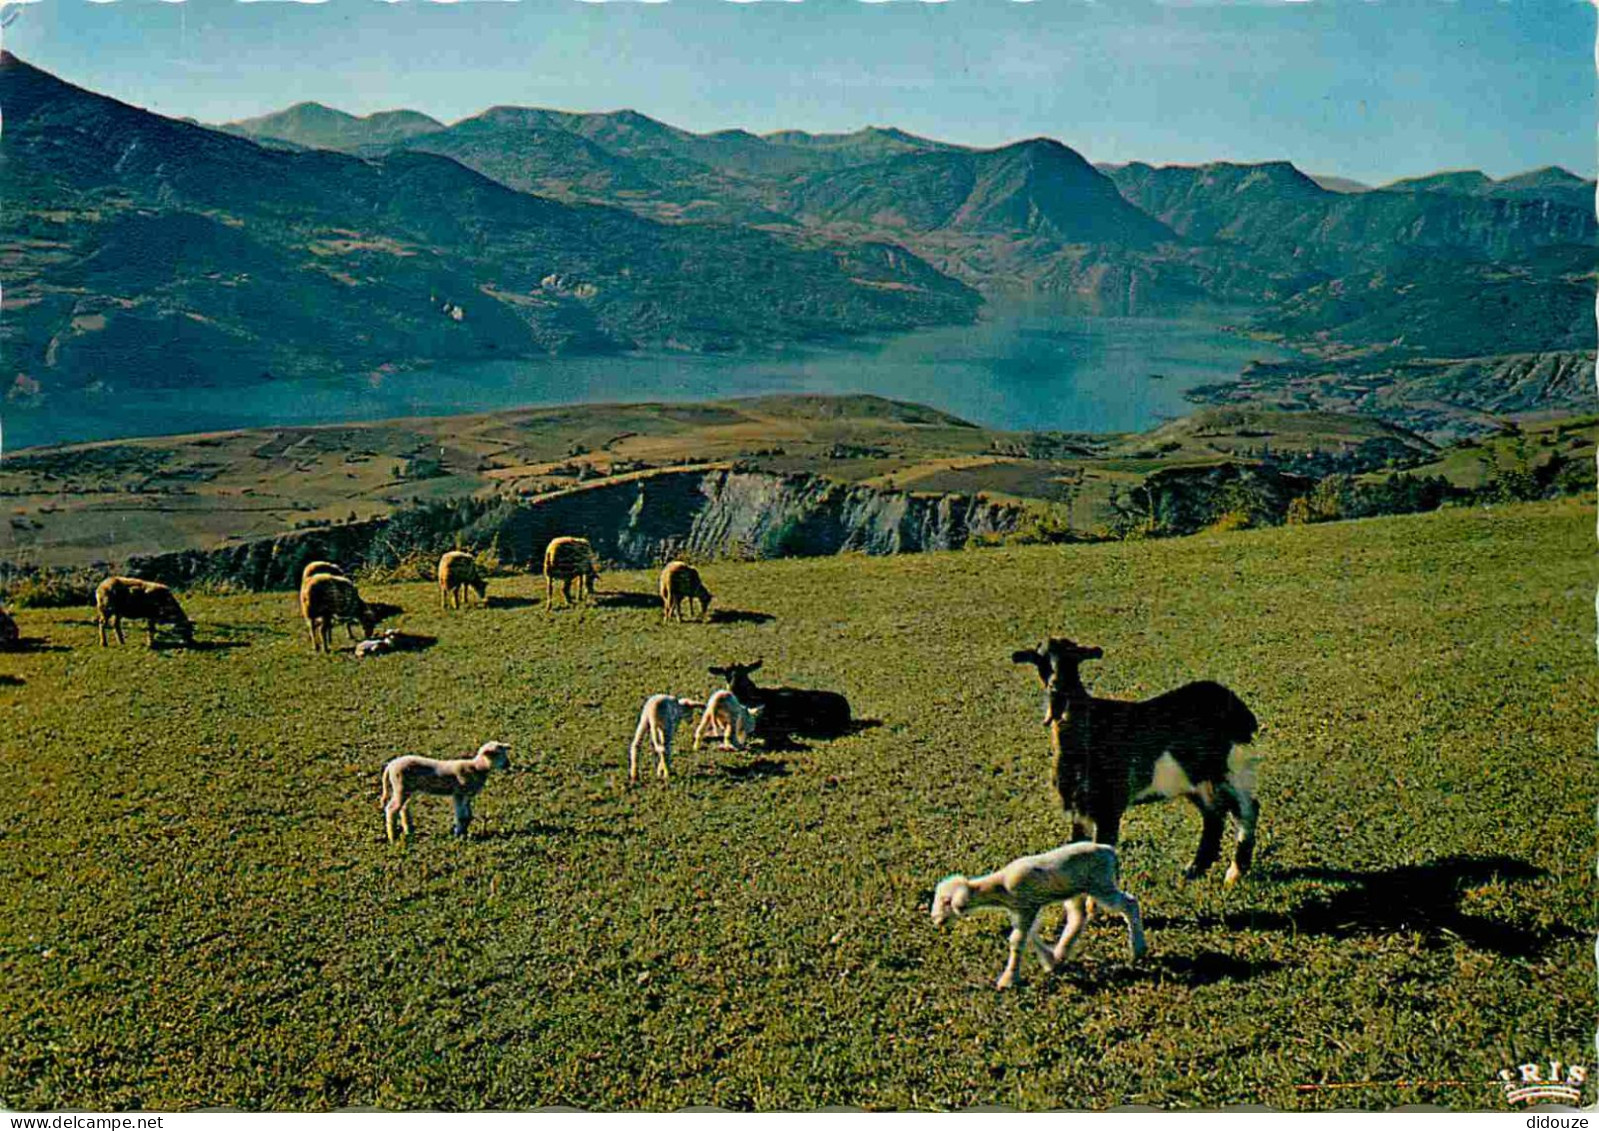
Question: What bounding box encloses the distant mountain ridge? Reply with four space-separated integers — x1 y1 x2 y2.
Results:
225 101 445 151
2 52 978 402
5 53 1593 439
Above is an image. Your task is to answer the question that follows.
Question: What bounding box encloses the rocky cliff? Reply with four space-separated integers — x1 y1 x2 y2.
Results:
126 468 1024 590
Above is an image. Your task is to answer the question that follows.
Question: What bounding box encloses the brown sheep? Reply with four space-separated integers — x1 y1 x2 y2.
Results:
659 560 713 623
301 574 393 653
0 607 19 651
542 536 600 611
301 560 345 588
438 550 488 610
96 577 194 647
298 561 360 637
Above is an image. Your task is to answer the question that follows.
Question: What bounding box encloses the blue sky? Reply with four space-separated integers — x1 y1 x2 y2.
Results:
5 0 1594 185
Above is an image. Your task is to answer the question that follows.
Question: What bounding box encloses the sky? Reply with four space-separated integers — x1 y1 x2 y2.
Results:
3 0 1594 185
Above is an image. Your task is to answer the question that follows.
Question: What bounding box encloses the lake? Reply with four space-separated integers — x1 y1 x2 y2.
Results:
2 307 1288 451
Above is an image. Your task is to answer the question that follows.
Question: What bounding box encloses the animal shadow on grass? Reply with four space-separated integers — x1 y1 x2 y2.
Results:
753 733 814 754
486 596 540 611
595 590 660 609
1054 951 1285 990
842 718 884 736
476 820 574 840
153 637 251 653
714 758 790 782
0 675 24 687
709 609 775 626
1148 854 1573 959
758 718 880 750
9 637 69 654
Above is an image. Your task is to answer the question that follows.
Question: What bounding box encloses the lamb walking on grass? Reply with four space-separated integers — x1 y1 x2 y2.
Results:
628 693 705 783
692 689 764 752
379 741 513 841
930 842 1146 990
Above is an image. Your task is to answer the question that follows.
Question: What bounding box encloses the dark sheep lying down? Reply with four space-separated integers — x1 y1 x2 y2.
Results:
708 660 851 738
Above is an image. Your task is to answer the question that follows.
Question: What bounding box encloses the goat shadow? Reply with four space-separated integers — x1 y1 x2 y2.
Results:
486 596 540 611
1146 854 1574 959
709 609 776 626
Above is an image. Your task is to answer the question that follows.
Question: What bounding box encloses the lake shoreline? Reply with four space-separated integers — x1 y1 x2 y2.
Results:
3 307 1287 453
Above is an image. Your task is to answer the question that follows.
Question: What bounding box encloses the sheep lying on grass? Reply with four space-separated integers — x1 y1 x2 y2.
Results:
628 693 705 784
379 741 512 841
438 551 488 610
95 577 194 648
660 560 712 622
931 842 1146 989
692 689 764 752
355 630 399 658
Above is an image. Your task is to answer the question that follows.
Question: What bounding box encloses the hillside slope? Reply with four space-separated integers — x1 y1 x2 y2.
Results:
1 54 979 401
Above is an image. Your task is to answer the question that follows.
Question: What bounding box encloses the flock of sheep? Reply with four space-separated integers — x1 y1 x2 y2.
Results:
9 535 1264 991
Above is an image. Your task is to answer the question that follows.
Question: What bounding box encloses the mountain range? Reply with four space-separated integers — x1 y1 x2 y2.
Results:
3 51 1593 435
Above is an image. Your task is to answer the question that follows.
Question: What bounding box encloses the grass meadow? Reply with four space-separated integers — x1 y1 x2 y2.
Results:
0 497 1592 1110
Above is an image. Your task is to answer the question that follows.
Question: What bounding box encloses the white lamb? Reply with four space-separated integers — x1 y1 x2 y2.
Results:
628 694 704 784
355 629 400 658
930 841 1147 989
379 741 512 842
692 689 765 752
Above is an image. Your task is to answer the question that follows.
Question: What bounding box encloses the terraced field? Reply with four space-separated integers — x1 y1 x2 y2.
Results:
0 497 1591 1110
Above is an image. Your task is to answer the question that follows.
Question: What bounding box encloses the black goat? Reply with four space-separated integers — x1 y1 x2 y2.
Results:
707 660 852 738
1011 637 1261 884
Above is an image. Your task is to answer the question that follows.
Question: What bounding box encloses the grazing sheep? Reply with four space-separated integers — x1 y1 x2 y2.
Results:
300 561 368 641
628 693 705 783
300 560 345 588
438 550 488 610
542 536 600 611
930 842 1146 990
0 608 18 651
692 689 764 752
707 660 852 738
379 741 512 841
95 577 194 648
301 573 392 653
1012 637 1260 885
660 560 713 623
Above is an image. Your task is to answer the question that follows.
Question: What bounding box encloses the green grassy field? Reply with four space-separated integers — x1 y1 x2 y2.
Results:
1 497 1592 1111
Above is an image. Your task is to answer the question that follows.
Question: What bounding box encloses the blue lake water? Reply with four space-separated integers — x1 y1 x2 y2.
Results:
3 307 1288 451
